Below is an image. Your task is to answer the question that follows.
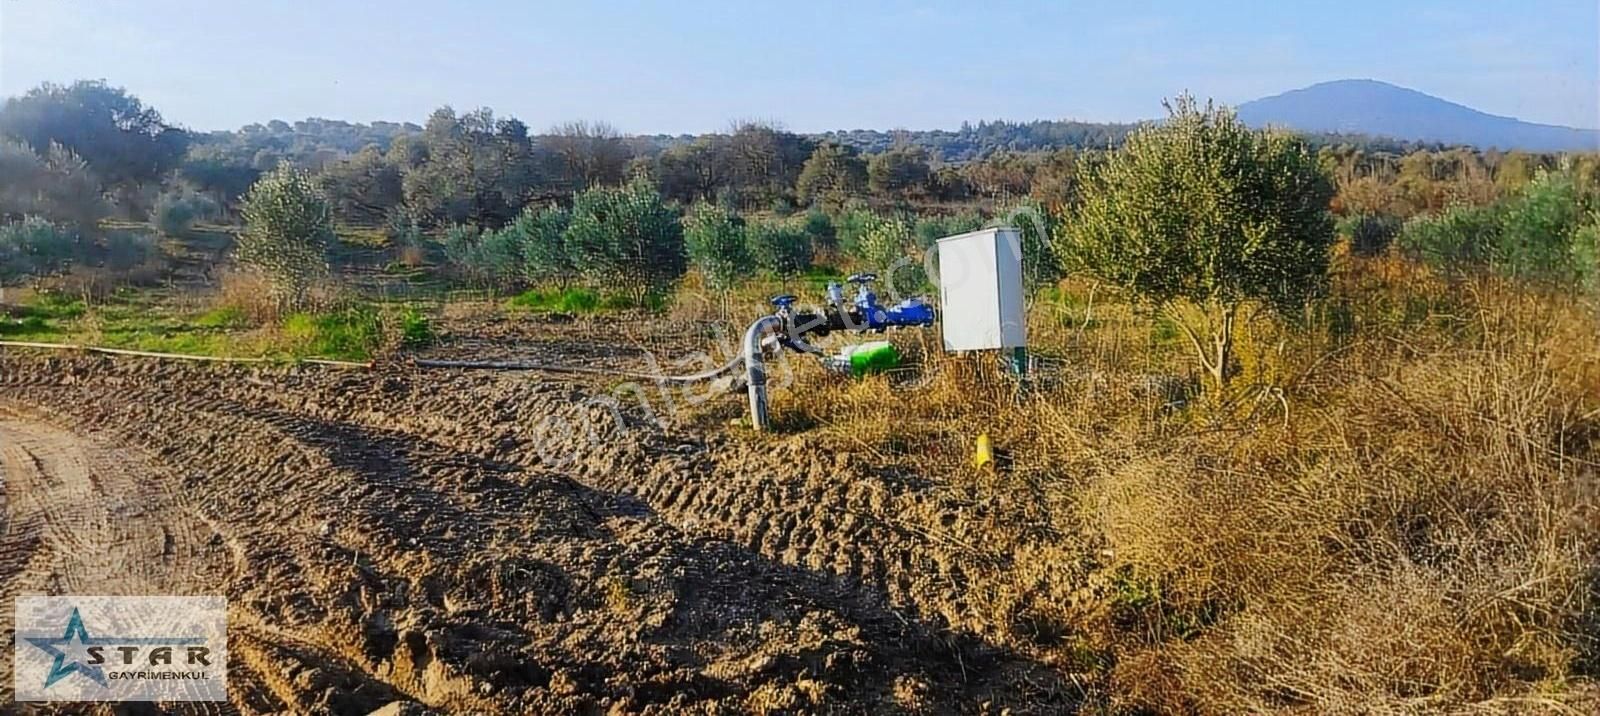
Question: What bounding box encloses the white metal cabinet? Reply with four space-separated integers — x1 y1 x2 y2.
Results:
935 228 1026 352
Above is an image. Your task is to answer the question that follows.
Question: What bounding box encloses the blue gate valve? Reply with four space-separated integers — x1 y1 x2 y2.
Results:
769 294 797 317
843 272 934 329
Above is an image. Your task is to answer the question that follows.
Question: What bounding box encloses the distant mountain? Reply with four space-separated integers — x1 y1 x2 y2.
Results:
1237 79 1598 152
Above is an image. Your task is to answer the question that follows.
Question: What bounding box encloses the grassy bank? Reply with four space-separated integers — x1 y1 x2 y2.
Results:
769 256 1600 712
506 286 667 314
0 290 433 361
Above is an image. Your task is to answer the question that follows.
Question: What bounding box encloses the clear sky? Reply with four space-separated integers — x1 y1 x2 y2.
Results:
1 0 1595 134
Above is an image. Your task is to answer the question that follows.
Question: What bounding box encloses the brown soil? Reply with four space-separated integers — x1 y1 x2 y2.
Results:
0 349 1072 714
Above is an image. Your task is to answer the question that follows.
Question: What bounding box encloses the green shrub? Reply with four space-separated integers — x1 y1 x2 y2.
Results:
801 208 836 252
913 215 946 249
1572 217 1600 292
0 216 77 285
442 222 522 289
395 307 434 347
913 212 983 250
154 189 219 237
0 140 109 229
477 226 524 287
1398 168 1598 285
832 201 881 257
1495 168 1590 281
441 224 481 273
746 220 813 280
281 308 382 360
856 217 911 272
509 287 603 313
1338 212 1403 256
856 218 928 293
992 200 1060 292
1397 204 1500 269
97 230 159 271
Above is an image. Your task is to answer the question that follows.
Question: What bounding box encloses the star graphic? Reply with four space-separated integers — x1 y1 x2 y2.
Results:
24 607 107 688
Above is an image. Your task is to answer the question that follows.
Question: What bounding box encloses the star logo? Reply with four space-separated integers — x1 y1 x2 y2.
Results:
21 606 205 690
25 608 108 688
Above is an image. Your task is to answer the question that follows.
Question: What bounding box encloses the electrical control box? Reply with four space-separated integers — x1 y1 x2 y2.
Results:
935 227 1027 352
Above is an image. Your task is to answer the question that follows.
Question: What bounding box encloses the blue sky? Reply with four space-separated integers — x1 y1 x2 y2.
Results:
1 0 1595 133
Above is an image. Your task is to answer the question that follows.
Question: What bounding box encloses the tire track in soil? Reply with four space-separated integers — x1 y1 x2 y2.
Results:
20 386 545 712
0 406 233 706
183 358 1053 693
177 358 1066 701
0 379 530 712
0 355 1075 712
123 361 981 625
208 366 994 644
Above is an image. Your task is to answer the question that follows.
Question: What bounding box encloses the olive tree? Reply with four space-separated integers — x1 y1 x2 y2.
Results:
991 199 1061 293
563 178 685 303
542 120 631 192
318 144 403 225
154 188 220 237
477 225 526 289
1397 164 1600 286
857 217 926 295
746 220 813 282
1059 97 1335 388
512 205 574 288
684 202 751 292
0 216 77 303
237 166 334 306
441 224 489 283
855 216 908 275
0 140 109 230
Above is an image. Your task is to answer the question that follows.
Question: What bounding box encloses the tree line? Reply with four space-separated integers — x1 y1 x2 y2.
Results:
5 79 1592 236
3 79 1598 329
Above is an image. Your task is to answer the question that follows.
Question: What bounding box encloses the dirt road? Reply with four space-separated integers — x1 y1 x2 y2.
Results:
0 354 1070 713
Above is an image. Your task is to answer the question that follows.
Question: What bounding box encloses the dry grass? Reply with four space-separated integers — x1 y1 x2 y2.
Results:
213 268 349 324
396 243 429 268
772 257 1600 713
214 269 286 324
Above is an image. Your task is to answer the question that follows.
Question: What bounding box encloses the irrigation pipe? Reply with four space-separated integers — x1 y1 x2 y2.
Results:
0 339 742 382
0 339 372 368
410 330 800 384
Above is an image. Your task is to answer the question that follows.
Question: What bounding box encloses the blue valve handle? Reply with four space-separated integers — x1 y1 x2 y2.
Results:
769 294 798 309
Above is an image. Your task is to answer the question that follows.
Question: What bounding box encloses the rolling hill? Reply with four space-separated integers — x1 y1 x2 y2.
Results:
1237 79 1599 152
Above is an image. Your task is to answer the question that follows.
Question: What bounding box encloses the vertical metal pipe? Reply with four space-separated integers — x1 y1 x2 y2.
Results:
742 315 783 431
